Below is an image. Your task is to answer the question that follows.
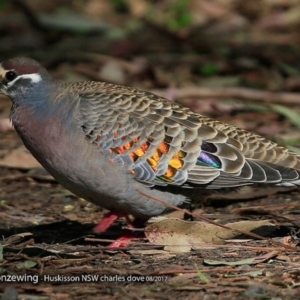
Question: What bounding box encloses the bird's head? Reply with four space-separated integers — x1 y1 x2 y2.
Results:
0 57 53 106
0 57 55 115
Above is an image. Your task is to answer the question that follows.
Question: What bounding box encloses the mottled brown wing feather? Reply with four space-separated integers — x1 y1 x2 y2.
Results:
68 81 300 188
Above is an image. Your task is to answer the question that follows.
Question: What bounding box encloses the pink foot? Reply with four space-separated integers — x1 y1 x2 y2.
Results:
93 211 145 247
93 211 129 233
107 234 134 247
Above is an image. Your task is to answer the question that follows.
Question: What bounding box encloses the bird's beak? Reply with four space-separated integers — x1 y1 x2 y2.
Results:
0 65 5 80
0 65 6 94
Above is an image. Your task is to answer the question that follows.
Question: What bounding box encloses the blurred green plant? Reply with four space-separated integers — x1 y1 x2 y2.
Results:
195 264 209 283
200 63 218 76
0 0 8 9
110 0 129 13
167 0 192 31
147 0 192 32
245 103 300 151
271 104 300 129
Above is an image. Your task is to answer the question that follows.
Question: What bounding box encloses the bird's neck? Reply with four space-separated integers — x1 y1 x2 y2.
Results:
11 103 72 170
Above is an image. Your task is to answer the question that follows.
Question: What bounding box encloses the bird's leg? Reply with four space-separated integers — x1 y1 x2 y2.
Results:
107 217 145 247
106 233 136 247
93 212 145 247
93 211 130 233
183 203 195 221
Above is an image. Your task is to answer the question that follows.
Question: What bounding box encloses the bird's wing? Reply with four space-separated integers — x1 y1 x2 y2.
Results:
72 81 300 188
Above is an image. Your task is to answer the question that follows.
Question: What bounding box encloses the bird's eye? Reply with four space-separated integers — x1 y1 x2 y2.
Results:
5 71 18 82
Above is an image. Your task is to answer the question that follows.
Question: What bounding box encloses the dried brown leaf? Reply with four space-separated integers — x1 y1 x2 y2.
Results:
145 219 271 252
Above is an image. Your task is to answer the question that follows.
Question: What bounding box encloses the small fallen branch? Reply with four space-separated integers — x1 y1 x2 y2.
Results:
150 87 300 105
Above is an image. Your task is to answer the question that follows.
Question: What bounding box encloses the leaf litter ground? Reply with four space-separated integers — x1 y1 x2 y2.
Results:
0 101 300 299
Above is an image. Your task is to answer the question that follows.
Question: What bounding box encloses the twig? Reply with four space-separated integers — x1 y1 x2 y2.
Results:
12 0 46 33
150 87 300 105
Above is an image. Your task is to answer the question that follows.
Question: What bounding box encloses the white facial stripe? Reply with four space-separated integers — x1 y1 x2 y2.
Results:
7 73 42 87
